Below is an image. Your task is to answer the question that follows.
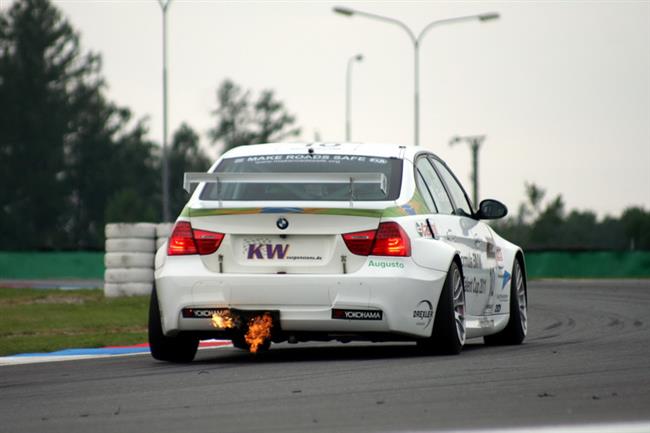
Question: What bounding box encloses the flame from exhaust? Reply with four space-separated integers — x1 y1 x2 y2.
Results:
211 310 235 329
245 313 273 354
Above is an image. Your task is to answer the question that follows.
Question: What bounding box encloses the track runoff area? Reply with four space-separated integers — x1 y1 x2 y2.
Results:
0 279 648 433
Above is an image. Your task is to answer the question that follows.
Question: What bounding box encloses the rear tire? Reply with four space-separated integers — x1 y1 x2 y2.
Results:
148 287 199 362
417 261 466 355
231 334 249 351
484 259 527 346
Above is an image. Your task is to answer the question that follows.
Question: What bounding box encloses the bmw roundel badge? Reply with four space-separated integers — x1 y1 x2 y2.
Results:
276 217 289 230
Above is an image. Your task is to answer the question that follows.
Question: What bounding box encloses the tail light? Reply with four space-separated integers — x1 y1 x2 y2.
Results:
342 222 411 257
167 221 224 256
342 229 376 255
371 222 411 257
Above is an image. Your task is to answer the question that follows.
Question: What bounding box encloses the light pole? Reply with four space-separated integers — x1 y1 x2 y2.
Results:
157 0 172 222
333 7 499 147
450 135 485 207
346 53 363 141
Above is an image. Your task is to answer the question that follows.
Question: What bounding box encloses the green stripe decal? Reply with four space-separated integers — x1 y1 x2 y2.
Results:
182 192 431 219
183 207 383 218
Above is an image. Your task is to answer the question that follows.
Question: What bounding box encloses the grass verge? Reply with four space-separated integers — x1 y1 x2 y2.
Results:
0 287 148 356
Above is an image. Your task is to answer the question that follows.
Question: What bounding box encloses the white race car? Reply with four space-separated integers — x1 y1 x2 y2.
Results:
150 143 527 362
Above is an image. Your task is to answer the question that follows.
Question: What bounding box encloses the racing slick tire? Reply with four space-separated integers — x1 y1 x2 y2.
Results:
148 287 199 363
484 259 527 346
417 261 466 355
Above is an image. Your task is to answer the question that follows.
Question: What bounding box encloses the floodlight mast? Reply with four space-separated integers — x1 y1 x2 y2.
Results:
346 53 364 141
158 0 172 222
450 135 486 207
334 7 499 147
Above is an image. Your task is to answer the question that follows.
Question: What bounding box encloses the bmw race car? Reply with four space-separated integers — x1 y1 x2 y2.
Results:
149 143 527 362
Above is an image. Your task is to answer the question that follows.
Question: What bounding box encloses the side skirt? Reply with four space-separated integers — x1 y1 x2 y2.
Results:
465 314 510 339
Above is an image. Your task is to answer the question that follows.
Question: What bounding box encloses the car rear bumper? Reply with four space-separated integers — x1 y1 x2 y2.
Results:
155 255 447 339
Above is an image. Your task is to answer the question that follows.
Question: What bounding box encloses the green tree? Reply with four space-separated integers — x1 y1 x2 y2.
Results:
0 0 159 249
0 0 79 248
209 79 300 153
168 122 210 216
528 195 564 249
491 180 650 251
103 118 160 226
621 207 650 250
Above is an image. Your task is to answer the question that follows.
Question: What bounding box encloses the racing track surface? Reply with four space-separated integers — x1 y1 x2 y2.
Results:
1 280 649 433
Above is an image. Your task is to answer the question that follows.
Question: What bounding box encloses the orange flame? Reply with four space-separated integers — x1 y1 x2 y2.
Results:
211 310 235 329
245 313 273 354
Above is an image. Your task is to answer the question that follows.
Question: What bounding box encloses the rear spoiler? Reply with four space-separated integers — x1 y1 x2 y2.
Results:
183 172 387 207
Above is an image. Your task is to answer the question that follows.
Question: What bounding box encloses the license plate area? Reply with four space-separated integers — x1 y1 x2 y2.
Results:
233 235 329 265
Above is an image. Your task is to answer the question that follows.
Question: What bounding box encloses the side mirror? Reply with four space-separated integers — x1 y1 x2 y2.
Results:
475 199 508 220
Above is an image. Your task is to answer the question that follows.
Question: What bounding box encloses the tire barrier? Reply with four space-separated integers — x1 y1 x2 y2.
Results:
104 223 168 297
156 223 174 239
156 223 173 252
104 282 154 297
105 223 157 239
104 253 155 269
104 268 155 284
156 237 167 251
105 238 156 254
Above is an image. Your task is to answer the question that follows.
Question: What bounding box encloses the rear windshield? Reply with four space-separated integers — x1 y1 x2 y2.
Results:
200 154 403 201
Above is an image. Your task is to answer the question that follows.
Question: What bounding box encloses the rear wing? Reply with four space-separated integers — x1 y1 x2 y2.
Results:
183 172 387 207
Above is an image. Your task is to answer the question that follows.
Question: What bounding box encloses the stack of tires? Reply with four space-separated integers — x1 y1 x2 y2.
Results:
156 223 174 251
104 223 157 297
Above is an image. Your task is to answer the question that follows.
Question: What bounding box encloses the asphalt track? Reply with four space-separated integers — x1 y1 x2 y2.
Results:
1 280 649 433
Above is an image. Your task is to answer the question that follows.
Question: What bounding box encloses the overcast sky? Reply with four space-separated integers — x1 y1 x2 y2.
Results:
3 0 649 217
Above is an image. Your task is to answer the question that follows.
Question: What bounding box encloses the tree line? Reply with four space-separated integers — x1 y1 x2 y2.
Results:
0 0 299 250
490 183 650 251
1 0 647 252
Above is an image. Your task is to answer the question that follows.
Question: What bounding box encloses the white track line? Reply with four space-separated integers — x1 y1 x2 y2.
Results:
405 421 650 433
0 341 232 366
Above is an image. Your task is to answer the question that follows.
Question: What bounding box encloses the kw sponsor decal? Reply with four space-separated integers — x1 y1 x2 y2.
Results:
368 259 405 269
243 241 322 261
247 243 290 259
413 300 434 327
332 309 383 321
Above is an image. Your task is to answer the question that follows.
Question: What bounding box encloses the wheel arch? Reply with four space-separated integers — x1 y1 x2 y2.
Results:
514 249 528 302
452 254 465 281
